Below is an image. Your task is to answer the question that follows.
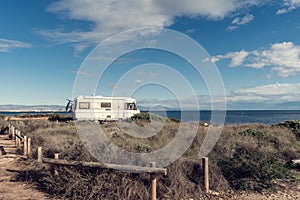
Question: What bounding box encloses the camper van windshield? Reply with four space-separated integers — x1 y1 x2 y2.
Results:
126 103 137 110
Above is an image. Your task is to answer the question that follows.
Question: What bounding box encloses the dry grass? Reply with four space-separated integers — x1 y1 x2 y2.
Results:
3 118 300 199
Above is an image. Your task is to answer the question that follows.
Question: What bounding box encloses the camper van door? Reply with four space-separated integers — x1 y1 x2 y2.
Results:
112 99 124 119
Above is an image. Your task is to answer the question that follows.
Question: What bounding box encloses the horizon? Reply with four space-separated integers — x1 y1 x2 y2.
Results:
1 1 300 110
1 104 300 112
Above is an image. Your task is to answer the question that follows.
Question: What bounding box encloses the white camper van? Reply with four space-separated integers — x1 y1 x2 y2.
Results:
70 95 140 121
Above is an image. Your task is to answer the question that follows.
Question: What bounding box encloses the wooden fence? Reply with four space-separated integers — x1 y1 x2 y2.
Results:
6 124 211 199
7 124 31 157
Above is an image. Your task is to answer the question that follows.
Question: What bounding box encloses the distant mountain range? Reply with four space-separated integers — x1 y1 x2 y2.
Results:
0 105 65 112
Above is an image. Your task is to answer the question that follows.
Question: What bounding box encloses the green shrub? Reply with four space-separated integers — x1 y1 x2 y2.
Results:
277 120 300 139
48 114 72 122
132 143 152 153
131 112 166 122
131 113 151 121
13 113 49 118
218 146 290 192
238 128 265 137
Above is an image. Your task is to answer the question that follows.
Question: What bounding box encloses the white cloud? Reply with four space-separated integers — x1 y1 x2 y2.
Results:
232 82 300 97
134 79 143 84
42 0 266 51
277 0 300 14
0 39 32 53
209 50 249 67
227 82 300 108
232 13 254 25
227 13 254 30
70 70 97 77
210 42 300 77
248 42 300 76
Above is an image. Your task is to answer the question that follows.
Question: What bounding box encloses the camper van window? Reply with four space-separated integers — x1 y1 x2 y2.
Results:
101 102 111 108
79 102 90 109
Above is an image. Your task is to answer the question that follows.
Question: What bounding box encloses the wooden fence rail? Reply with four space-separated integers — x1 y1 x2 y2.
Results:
41 157 167 175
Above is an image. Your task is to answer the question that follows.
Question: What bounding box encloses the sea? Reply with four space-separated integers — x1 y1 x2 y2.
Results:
148 110 300 125
1 110 300 125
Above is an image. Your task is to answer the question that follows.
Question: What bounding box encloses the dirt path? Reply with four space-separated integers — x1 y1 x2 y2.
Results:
0 135 51 200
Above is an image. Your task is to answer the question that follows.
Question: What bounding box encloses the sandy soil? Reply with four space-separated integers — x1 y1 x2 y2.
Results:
0 135 51 200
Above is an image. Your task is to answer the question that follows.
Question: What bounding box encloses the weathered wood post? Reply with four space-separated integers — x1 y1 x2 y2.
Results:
11 126 15 140
54 153 59 176
27 138 31 158
16 137 20 147
38 147 42 163
202 157 209 193
15 130 19 146
23 136 28 156
150 162 157 200
17 130 20 142
8 124 11 135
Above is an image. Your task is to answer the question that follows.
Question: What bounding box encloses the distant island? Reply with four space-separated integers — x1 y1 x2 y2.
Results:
0 104 65 112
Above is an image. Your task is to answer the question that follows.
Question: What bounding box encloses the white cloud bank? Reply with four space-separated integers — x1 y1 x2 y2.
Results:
231 83 300 101
36 1 300 52
41 0 266 50
0 39 32 53
208 42 300 77
227 82 300 109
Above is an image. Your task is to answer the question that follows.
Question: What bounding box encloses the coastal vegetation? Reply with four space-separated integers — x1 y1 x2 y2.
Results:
1 115 299 199
0 114 6 120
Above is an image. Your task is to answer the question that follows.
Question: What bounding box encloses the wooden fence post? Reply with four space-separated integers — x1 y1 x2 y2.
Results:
8 124 11 135
150 162 157 200
23 136 28 156
38 147 42 163
202 157 209 193
16 137 19 147
27 138 31 158
15 130 19 146
54 153 59 176
11 126 15 140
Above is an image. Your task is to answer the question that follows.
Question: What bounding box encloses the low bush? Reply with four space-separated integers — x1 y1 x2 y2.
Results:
13 113 49 118
0 114 6 120
218 145 290 192
131 113 151 121
48 114 72 122
276 120 300 139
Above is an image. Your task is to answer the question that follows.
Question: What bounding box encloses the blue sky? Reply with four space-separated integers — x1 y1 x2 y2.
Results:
1 0 300 110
